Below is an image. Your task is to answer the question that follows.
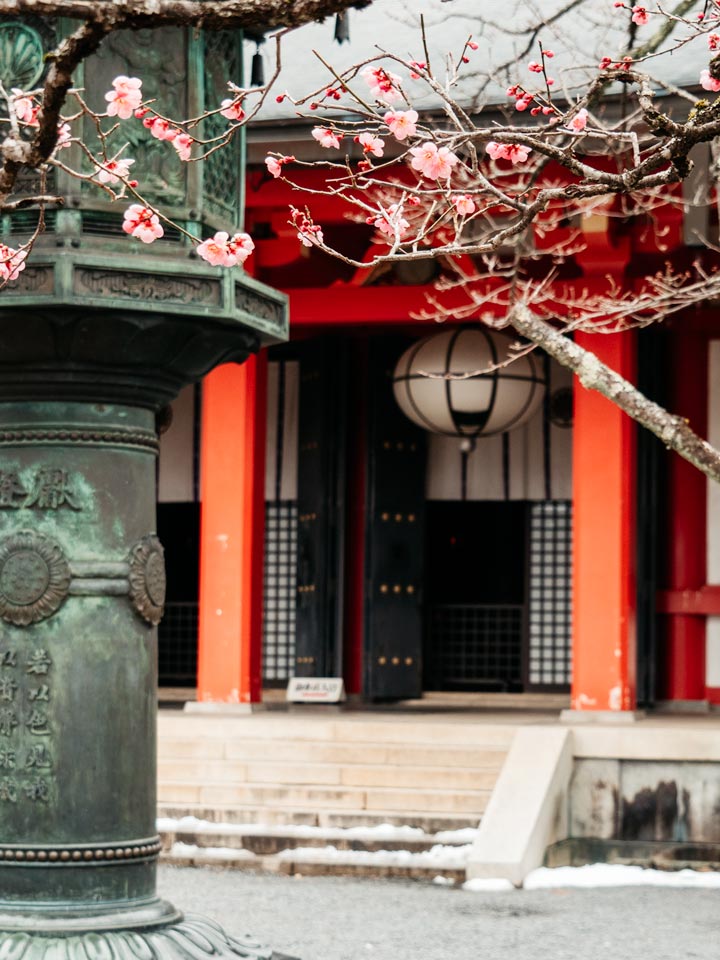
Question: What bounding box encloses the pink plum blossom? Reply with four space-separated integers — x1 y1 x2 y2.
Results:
700 69 720 92
568 108 589 132
197 231 254 267
97 157 135 185
265 155 294 178
453 195 476 216
631 5 649 25
143 116 177 141
55 123 72 150
227 233 255 264
373 203 410 240
12 90 38 126
312 127 342 149
291 207 324 247
105 76 143 120
0 244 26 282
122 204 164 244
358 132 384 157
370 203 409 240
220 98 245 122
408 142 459 179
361 65 402 103
485 141 532 164
172 133 194 161
384 109 418 141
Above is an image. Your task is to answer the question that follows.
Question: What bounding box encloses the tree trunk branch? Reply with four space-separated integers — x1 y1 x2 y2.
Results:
509 304 720 484
0 0 371 30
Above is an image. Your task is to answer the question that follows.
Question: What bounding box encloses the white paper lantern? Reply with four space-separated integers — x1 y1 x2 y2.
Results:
392 327 545 437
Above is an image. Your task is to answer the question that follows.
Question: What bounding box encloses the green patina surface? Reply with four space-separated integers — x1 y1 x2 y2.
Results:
0 17 284 958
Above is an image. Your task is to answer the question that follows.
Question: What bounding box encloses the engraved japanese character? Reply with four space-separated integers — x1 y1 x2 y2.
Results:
26 710 50 736
0 750 16 769
23 778 49 802
0 677 17 702
26 650 51 675
28 685 50 702
0 471 27 508
0 651 17 668
0 709 17 737
0 778 17 802
24 468 80 511
25 745 51 769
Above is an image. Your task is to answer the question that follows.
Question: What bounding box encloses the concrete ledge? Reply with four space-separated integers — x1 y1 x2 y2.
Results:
571 725 720 761
466 726 572 887
183 702 262 715
560 710 646 724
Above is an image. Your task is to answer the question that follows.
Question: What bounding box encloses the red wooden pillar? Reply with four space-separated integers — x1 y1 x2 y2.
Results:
195 354 267 706
570 331 637 714
663 335 707 701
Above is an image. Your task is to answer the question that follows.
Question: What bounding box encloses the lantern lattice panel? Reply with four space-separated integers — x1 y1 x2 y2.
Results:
203 30 243 226
262 500 298 682
426 604 524 690
527 500 572 688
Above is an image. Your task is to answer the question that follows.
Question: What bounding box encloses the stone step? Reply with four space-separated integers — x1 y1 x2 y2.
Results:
158 759 500 791
158 804 479 834
158 780 491 814
160 844 469 883
158 737 508 769
159 820 477 856
157 713 517 748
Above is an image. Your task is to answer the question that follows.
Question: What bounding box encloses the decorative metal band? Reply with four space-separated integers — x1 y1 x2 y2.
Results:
0 536 165 626
128 535 166 625
0 836 162 865
0 531 71 626
0 429 158 453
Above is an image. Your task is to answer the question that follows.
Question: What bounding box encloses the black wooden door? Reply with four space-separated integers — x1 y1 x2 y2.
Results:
636 329 665 708
364 337 426 700
294 337 347 677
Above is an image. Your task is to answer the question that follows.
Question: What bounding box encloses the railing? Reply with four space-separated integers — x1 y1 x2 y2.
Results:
158 601 198 686
426 603 524 691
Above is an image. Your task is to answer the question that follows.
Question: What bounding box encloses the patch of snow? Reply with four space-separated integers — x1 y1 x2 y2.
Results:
434 828 479 844
461 878 515 893
432 875 456 886
275 843 472 868
168 842 255 862
158 816 461 843
524 864 720 889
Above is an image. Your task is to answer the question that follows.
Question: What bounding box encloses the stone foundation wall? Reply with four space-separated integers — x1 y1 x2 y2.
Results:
569 759 720 843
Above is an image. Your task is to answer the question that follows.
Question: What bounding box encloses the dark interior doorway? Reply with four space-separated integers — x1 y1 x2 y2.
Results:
423 501 527 691
157 502 200 686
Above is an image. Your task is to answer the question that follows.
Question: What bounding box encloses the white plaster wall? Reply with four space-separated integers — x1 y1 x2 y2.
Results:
707 341 720 686
426 359 573 501
265 360 299 502
158 385 195 503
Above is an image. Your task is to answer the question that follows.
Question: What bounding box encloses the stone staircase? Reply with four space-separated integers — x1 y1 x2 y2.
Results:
157 710 515 881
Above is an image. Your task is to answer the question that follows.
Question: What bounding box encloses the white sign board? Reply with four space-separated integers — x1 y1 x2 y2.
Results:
286 677 346 703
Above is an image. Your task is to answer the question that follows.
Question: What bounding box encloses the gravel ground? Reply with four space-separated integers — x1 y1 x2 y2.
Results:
158 865 718 960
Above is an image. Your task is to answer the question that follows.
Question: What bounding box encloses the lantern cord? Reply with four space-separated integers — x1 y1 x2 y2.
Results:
502 432 510 501
459 437 476 501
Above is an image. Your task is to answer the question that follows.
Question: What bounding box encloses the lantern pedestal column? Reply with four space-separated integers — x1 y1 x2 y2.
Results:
0 304 284 958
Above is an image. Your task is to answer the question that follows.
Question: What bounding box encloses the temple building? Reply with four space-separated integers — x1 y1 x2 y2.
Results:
149 3 720 716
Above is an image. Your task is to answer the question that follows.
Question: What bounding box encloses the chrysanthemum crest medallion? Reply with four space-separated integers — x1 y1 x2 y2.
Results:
128 534 166 625
0 530 71 626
